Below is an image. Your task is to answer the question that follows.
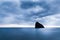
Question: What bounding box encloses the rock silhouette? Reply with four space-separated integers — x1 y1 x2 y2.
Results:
35 22 44 28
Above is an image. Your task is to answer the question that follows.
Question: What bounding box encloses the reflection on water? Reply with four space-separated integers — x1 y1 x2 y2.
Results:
0 28 60 40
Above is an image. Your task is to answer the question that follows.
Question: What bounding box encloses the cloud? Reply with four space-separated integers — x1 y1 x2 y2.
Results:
0 0 60 27
34 13 60 28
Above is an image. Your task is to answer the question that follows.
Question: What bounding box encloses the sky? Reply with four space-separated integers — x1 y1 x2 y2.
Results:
0 0 60 28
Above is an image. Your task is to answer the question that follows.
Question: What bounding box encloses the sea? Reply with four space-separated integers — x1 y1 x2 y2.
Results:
0 28 60 40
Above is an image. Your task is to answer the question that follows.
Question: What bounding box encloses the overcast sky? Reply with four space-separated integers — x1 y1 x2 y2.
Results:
0 0 60 28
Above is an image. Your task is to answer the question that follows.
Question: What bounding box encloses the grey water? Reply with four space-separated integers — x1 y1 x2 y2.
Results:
0 28 60 40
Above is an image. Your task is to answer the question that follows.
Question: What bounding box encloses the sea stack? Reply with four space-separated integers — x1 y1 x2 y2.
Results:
35 22 44 28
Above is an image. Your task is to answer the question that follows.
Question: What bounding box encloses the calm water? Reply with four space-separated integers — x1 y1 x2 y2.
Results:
0 28 60 40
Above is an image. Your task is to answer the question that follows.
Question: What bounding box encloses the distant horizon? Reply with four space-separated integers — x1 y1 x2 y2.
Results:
0 24 60 28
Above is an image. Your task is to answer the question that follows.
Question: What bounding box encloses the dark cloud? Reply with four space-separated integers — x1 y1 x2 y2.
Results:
20 1 35 9
20 1 57 18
